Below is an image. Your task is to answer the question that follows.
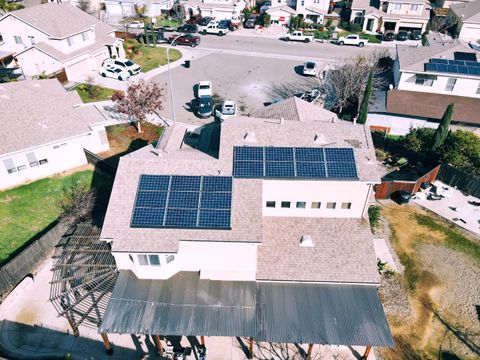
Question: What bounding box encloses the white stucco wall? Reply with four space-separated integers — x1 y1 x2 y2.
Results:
397 71 480 98
386 1 425 16
261 180 370 218
15 47 63 77
459 22 480 41
267 9 293 25
0 125 109 190
113 241 258 281
53 29 96 54
0 15 49 53
296 0 329 17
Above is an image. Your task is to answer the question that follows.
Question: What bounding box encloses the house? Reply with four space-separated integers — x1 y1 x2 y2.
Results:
103 0 175 19
367 42 480 135
295 0 330 24
182 0 246 21
349 0 430 34
0 3 124 81
266 5 297 26
97 109 393 354
449 0 480 40
0 79 109 190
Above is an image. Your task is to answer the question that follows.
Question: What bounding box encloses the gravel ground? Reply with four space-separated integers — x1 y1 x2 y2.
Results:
378 275 413 322
418 244 480 330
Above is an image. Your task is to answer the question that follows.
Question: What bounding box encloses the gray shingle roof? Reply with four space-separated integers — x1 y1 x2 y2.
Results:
252 97 339 123
0 79 106 155
5 3 115 39
451 0 480 23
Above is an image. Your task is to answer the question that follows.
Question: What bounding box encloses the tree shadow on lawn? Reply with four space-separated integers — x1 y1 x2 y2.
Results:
262 77 322 104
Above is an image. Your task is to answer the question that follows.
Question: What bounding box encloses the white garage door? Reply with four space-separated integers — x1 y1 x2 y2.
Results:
66 58 91 81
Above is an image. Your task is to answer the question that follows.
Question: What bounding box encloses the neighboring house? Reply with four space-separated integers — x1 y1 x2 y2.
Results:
0 3 124 81
367 42 480 135
349 0 430 34
182 0 246 20
449 0 480 40
103 0 175 19
295 0 330 23
0 79 109 190
97 107 393 352
266 5 297 25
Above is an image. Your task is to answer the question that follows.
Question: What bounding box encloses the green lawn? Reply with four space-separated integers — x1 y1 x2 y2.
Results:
157 19 180 27
132 46 182 72
0 171 94 264
74 84 117 103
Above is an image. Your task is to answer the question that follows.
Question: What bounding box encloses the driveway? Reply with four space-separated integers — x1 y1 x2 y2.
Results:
149 52 326 125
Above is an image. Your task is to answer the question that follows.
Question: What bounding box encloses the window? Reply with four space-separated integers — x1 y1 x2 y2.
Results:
39 159 48 165
53 143 67 149
296 201 306 209
166 254 175 264
477 82 480 94
14 35 23 44
17 165 27 171
409 3 419 11
281 201 291 208
3 158 16 174
393 3 401 10
326 202 336 209
26 152 38 167
311 202 321 209
341 202 352 209
67 36 74 47
445 78 457 92
148 254 160 266
415 75 434 86
266 201 276 208
301 0 304 5
28 36 35 45
81 32 89 41
0 33 4 43
138 254 149 265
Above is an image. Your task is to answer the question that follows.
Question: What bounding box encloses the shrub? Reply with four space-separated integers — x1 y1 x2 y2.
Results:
349 23 362 33
328 25 336 31
263 14 271 27
340 20 349 30
368 205 381 232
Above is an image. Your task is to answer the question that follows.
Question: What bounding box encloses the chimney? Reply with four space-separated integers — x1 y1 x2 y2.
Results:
300 235 314 247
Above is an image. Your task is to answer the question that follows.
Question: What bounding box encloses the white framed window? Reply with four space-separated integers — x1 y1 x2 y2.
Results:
301 0 304 5
415 75 434 86
17 165 27 171
3 158 16 174
296 201 306 209
28 36 35 45
476 82 480 94
14 35 23 44
266 201 276 208
81 32 89 41
67 36 74 46
341 202 352 209
26 152 38 167
393 3 401 10
445 78 457 91
137 253 162 266
148 254 160 266
326 202 336 209
311 202 321 209
39 159 48 165
281 201 291 208
53 143 67 149
166 254 175 263
409 4 419 11
138 254 149 265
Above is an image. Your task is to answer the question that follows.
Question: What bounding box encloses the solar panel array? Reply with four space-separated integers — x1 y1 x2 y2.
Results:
131 175 232 229
424 57 480 76
233 146 358 179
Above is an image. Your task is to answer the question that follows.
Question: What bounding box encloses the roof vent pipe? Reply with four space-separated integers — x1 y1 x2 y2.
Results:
300 235 314 247
280 117 284 124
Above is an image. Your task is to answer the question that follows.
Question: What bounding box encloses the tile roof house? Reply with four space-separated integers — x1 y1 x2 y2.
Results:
449 0 480 41
0 3 124 81
0 79 109 190
349 0 430 34
182 0 246 21
98 112 393 352
367 42 480 135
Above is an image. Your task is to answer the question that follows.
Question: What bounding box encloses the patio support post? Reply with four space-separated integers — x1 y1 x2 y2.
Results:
100 333 113 356
65 313 79 337
153 335 163 356
200 336 205 346
362 346 372 359
307 344 313 359
248 337 254 359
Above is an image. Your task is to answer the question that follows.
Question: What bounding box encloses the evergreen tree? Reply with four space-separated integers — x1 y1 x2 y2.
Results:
432 103 454 150
357 71 373 124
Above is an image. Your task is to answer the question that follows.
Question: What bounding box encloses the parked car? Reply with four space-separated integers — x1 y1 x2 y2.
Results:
260 0 271 12
199 23 228 36
397 30 408 41
186 16 201 24
127 21 144 29
218 20 232 30
284 31 314 43
99 64 131 81
336 34 366 47
103 58 141 75
303 61 317 76
197 17 214 26
244 15 258 29
215 100 237 121
411 29 422 40
169 33 201 47
197 81 212 97
197 96 214 118
383 31 395 42
176 24 198 33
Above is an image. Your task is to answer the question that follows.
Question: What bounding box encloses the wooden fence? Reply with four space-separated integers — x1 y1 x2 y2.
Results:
438 164 480 198
83 148 117 176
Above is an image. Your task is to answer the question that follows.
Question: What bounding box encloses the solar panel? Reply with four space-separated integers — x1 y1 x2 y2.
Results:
446 64 458 73
138 174 170 191
234 146 264 161
458 66 469 74
466 61 480 67
131 175 233 229
265 161 295 177
437 64 448 72
233 161 264 178
295 147 325 162
324 148 355 162
426 57 480 76
454 51 477 61
468 67 480 75
326 162 358 178
449 60 465 66
425 63 437 72
265 147 294 162
296 162 327 178
431 58 448 64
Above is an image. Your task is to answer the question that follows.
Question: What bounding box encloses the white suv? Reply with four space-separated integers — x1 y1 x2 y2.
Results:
99 64 131 81
199 23 228 36
103 58 141 75
197 81 212 97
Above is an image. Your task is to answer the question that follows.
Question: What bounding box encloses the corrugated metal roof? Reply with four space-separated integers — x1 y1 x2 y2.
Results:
100 271 393 347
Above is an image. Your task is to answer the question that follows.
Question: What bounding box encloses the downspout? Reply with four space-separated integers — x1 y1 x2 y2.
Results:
362 183 374 219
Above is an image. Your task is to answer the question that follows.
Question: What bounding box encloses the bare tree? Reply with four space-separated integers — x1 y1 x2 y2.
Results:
323 50 389 117
112 79 165 132
57 178 95 223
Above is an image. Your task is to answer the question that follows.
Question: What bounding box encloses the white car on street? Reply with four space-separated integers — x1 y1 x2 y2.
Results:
303 61 317 76
197 81 212 97
127 21 144 29
215 100 237 121
103 58 141 75
99 64 131 81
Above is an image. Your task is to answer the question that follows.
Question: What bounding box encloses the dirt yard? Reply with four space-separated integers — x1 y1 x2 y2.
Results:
376 203 480 360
